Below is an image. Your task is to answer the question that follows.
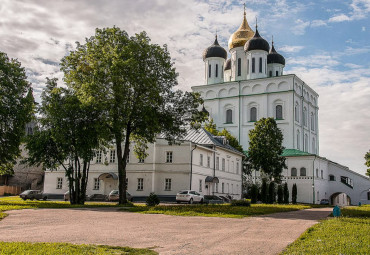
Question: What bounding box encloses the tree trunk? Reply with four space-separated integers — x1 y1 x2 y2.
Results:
116 123 131 204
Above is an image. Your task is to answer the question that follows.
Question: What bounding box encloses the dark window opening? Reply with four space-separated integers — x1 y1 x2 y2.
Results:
226 109 232 123
252 58 255 73
209 64 211 78
291 168 297 176
250 107 257 122
269 71 272 77
300 167 306 176
276 71 279 76
237 58 241 76
247 60 249 74
329 175 336 181
340 176 353 188
216 64 218 78
259 57 262 73
276 105 283 119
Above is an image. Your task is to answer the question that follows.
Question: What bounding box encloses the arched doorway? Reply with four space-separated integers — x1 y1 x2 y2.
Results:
98 173 118 195
330 192 351 206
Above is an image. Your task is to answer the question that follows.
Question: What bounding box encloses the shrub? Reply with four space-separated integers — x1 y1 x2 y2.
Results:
268 182 276 204
283 182 289 203
250 184 259 204
292 183 297 204
146 192 160 206
231 199 251 207
261 179 268 203
277 185 283 204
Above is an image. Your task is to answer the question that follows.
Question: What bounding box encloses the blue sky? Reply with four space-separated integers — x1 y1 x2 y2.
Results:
0 0 369 175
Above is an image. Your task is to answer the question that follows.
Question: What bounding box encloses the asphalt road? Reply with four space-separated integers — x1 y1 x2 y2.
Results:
0 207 332 255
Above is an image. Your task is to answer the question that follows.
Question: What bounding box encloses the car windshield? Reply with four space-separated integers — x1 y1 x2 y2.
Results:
110 190 119 195
179 191 188 194
21 191 31 195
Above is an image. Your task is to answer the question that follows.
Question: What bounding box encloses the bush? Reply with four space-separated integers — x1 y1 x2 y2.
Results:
268 182 276 204
292 183 297 204
277 185 283 204
231 199 251 207
146 192 160 206
250 184 259 204
283 182 289 203
261 179 268 203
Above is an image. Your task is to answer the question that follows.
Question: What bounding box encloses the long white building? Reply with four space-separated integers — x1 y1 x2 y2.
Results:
192 8 370 205
44 128 243 200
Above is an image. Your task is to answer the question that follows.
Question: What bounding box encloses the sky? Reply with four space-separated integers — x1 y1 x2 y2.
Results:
0 0 369 176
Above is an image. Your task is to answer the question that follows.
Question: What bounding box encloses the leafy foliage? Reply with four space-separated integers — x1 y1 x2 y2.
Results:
365 150 370 177
268 182 276 204
231 199 251 207
277 184 283 204
61 27 205 204
247 118 287 181
292 183 297 204
283 182 289 204
0 51 34 169
146 192 160 206
250 184 259 204
261 179 268 203
25 78 104 204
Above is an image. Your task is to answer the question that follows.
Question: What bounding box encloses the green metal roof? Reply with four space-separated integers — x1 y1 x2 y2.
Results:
243 149 314 157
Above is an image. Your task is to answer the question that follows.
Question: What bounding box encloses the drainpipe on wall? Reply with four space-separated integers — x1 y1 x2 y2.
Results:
293 76 295 149
312 155 317 204
190 143 197 190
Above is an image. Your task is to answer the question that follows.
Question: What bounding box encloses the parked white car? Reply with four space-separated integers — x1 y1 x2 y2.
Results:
176 190 204 204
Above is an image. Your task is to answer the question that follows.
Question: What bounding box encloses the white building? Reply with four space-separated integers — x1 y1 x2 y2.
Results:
192 9 370 205
44 128 243 201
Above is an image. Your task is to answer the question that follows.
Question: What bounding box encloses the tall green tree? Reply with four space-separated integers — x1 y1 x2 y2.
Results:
247 117 287 181
283 182 289 204
0 51 34 172
365 150 370 177
277 184 283 204
26 78 104 204
268 182 276 204
261 179 268 203
250 184 258 204
61 27 205 204
292 183 297 204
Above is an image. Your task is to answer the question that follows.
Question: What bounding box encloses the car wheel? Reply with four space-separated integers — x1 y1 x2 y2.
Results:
189 198 193 204
43 197 47 201
30 198 34 200
176 201 180 204
200 199 204 204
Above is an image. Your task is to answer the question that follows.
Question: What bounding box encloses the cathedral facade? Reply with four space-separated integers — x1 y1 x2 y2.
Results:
192 9 370 205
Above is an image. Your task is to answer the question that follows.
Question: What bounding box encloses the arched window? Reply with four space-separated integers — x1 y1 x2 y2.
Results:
300 167 306 176
297 130 300 149
221 65 223 77
316 169 319 177
312 138 316 154
238 58 241 76
303 107 307 127
250 107 257 122
311 112 315 131
215 64 218 78
208 64 211 78
226 109 233 123
252 58 255 73
276 105 283 120
291 168 297 176
304 134 308 152
259 57 262 73
321 170 323 179
295 102 299 122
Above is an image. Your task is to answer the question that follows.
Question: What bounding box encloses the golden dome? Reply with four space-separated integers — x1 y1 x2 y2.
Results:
228 9 254 50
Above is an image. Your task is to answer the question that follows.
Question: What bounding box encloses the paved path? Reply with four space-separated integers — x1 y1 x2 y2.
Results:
0 207 331 255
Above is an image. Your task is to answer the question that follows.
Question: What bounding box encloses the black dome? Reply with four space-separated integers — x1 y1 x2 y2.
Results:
267 43 285 65
244 28 270 52
203 36 227 61
224 59 231 70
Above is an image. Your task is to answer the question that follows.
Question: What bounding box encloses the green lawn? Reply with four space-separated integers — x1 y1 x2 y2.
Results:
124 203 312 218
281 205 370 254
0 242 157 255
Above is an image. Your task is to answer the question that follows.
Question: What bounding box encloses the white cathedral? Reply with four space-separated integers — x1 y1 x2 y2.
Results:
192 9 370 205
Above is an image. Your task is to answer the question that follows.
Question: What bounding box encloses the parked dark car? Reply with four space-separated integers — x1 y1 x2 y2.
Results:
204 195 224 204
20 190 47 201
88 194 108 201
218 195 231 203
320 199 330 205
108 190 133 202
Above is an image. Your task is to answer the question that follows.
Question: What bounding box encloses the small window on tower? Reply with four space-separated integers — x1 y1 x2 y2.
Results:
209 64 211 78
238 58 241 76
259 57 262 73
276 71 279 76
247 60 250 74
215 64 218 78
252 58 255 73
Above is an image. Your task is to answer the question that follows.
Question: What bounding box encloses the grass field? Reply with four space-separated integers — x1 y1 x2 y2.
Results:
125 203 312 218
0 242 157 255
281 205 370 254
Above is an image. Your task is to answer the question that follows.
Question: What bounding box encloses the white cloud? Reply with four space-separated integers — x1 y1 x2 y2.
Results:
329 0 370 22
329 13 351 22
311 19 328 27
292 19 310 35
279 45 305 53
362 26 366 31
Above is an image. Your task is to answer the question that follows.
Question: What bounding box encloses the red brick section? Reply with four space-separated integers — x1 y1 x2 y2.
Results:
0 207 331 255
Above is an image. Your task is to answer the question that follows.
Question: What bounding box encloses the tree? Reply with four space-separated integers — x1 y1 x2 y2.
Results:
283 182 289 204
277 184 283 204
250 184 258 204
365 150 370 177
292 183 297 204
0 51 34 170
261 179 268 203
247 117 287 181
26 78 104 204
268 182 276 204
61 27 205 204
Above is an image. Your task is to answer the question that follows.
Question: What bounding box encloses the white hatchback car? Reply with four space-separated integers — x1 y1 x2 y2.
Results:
176 190 204 204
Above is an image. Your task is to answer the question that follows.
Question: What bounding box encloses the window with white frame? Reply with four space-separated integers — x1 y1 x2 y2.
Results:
222 182 224 193
165 178 172 191
96 150 102 163
276 105 283 120
321 170 323 179
222 158 225 171
56 177 63 189
250 107 257 122
137 178 143 191
216 157 219 170
215 183 218 192
199 179 202 192
199 154 203 166
300 167 306 176
110 150 115 163
232 161 234 173
166 151 173 163
93 178 100 190
316 168 319 177
207 156 210 168
226 109 233 123
295 102 299 122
